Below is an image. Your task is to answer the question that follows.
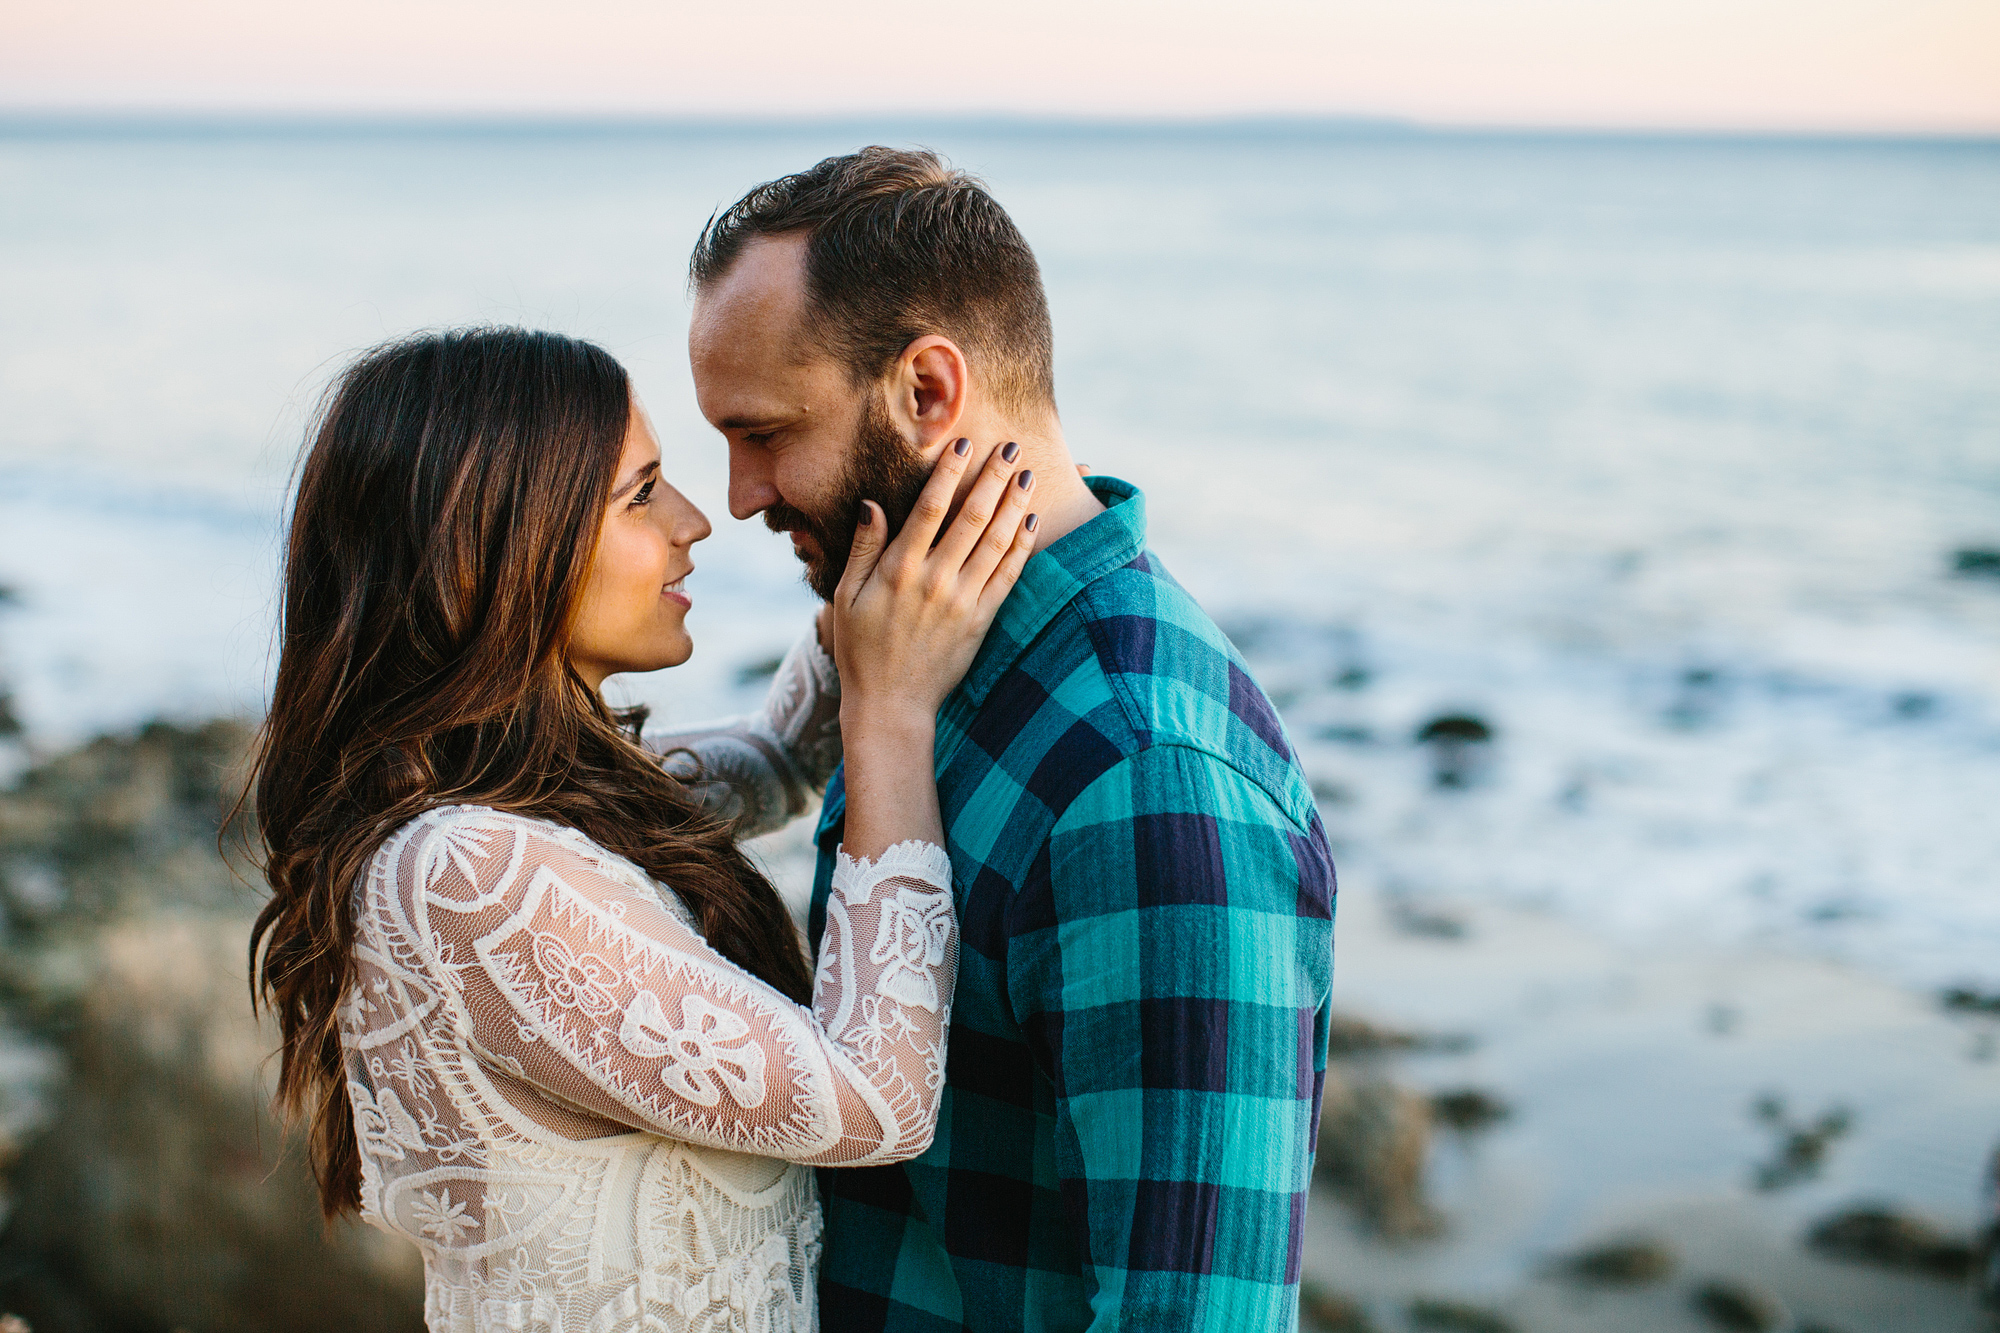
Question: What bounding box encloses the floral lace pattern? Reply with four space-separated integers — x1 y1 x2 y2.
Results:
648 628 843 839
335 629 960 1332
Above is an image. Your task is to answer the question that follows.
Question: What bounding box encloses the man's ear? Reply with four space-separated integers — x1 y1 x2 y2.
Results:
887 336 969 452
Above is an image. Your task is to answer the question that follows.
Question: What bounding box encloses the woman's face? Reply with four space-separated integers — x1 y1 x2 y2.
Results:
568 398 713 690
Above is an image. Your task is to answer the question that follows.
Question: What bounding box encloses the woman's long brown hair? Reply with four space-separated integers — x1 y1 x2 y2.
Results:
249 327 813 1219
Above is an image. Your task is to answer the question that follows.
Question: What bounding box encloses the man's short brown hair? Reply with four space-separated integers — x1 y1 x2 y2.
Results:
689 147 1056 417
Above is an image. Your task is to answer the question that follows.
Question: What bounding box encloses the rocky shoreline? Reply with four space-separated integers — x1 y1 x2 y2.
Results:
0 720 1992 1331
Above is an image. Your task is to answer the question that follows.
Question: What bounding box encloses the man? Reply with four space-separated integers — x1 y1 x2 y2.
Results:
688 147 1336 1332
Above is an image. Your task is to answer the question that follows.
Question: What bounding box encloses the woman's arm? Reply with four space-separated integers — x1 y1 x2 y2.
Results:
399 809 950 1164
644 623 842 838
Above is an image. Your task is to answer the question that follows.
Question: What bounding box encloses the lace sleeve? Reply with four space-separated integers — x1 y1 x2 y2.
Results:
644 625 841 839
400 809 954 1166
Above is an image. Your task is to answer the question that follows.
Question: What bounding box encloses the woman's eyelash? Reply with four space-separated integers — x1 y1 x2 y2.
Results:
631 479 656 506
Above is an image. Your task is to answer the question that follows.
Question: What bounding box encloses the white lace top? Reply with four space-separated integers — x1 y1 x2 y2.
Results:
338 630 955 1333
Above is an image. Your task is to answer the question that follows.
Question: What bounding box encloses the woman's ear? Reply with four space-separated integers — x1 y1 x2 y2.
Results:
888 336 969 451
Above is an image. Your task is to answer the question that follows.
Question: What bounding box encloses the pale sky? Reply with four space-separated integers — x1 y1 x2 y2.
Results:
4 0 1997 133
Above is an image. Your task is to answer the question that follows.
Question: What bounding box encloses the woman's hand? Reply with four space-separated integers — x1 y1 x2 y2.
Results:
831 438 1038 728
830 438 1037 862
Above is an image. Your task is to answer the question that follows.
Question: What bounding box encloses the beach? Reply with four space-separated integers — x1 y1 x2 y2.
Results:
0 119 1995 1327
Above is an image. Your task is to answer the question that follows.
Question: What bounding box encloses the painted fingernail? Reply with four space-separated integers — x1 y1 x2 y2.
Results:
953 437 970 457
1017 470 1034 489
1001 441 1020 463
857 504 873 525
1025 513 1040 532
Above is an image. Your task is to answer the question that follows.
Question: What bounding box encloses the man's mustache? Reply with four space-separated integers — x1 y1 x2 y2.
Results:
762 502 821 539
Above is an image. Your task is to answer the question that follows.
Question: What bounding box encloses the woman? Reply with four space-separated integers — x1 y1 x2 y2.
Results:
249 327 1037 1331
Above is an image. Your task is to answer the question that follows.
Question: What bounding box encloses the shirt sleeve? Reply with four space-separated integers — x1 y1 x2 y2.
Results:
1009 744 1335 1331
395 809 954 1166
644 623 842 839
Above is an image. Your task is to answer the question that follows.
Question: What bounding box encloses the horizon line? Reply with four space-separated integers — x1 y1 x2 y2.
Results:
2 107 1998 146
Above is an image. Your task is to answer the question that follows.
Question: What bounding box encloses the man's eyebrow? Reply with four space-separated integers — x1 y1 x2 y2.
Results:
610 459 659 500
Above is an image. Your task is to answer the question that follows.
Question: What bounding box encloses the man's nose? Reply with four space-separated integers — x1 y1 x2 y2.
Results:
727 442 778 522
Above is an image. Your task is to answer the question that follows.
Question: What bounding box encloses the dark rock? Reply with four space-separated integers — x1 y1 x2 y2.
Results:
1548 1237 1675 1286
1298 1281 1374 1332
1942 986 2000 1015
1429 1089 1511 1133
1806 1205 1974 1282
1664 667 1728 731
1414 714 1494 788
1952 547 2000 579
0 694 19 740
1406 1297 1514 1332
1416 715 1492 743
0 723 425 1330
1980 1143 2000 1313
1309 777 1354 806
1891 691 1936 720
735 654 785 686
1326 1013 1472 1057
1387 898 1468 941
1749 1094 1851 1191
1316 1068 1439 1239
1690 1278 1784 1331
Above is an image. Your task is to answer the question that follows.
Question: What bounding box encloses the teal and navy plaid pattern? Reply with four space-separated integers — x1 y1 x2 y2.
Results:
806 477 1337 1332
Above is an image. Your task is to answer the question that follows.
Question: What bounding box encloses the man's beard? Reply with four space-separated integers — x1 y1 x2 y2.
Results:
763 393 933 602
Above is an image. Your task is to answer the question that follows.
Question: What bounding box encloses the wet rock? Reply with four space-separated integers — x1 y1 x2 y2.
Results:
1890 691 1936 720
1413 714 1493 789
1429 1088 1511 1133
0 722 424 1331
1664 666 1728 730
1326 1013 1472 1057
1406 1297 1514 1332
1387 898 1469 941
1952 547 2000 580
1942 986 2000 1015
1690 1278 1784 1331
1316 1067 1440 1239
1309 777 1355 806
1298 1280 1375 1332
736 654 785 685
1547 1237 1675 1286
1749 1094 1851 1191
1806 1205 1974 1282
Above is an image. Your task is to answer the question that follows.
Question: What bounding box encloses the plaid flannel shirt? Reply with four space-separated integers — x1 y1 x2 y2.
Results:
807 476 1337 1333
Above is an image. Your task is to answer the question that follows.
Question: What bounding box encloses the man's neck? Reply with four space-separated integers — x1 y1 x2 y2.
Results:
948 414 1104 554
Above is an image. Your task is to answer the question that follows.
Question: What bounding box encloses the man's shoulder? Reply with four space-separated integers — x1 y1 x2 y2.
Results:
1036 549 1317 832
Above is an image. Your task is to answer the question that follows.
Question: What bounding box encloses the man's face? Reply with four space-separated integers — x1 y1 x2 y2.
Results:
690 234 931 601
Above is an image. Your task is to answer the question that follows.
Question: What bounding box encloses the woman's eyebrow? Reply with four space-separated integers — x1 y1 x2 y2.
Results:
610 459 660 500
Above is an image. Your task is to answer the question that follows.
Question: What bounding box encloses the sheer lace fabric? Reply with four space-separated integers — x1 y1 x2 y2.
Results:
647 628 843 840
338 631 958 1332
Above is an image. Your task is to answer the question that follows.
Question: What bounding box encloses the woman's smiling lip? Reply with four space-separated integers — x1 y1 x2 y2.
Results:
663 573 691 608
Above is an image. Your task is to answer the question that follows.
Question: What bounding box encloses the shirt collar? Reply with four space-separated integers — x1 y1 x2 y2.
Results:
957 475 1146 708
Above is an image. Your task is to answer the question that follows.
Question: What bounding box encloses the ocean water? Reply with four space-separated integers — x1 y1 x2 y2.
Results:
2 121 1996 989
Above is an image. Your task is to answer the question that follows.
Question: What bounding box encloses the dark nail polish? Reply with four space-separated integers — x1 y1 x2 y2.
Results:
953 438 970 457
1025 513 1040 532
1017 470 1034 489
857 504 873 525
1001 441 1020 463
